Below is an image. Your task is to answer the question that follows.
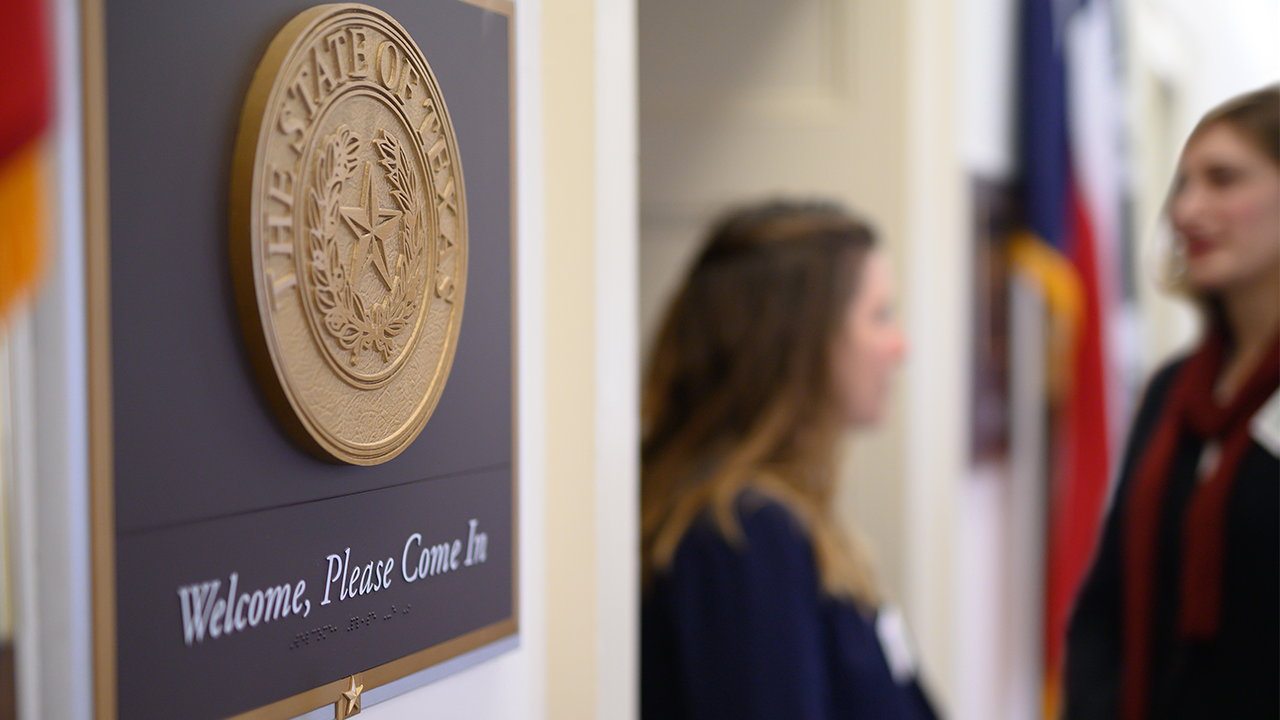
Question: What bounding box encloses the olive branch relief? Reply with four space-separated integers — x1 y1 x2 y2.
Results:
306 126 426 366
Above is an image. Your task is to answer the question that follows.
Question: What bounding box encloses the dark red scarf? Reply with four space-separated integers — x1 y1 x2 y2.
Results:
1120 325 1279 720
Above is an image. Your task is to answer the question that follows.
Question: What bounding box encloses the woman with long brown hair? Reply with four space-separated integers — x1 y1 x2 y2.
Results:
1065 85 1280 719
640 200 935 719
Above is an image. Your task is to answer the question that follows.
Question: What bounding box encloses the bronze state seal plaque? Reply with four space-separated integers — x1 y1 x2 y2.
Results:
231 4 467 465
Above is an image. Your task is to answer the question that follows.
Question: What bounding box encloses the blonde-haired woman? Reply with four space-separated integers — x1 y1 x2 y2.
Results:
1065 85 1279 720
641 200 935 720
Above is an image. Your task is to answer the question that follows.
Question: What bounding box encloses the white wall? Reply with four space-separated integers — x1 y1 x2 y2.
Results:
950 0 1034 716
901 0 967 710
592 0 640 716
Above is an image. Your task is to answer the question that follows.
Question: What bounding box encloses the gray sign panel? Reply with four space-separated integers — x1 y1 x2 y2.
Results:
94 1 514 718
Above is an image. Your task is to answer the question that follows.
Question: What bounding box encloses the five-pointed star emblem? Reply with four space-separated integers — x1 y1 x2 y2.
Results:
338 675 363 718
340 161 402 291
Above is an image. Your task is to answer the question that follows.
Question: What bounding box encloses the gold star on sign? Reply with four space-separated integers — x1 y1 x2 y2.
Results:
340 161 402 291
336 675 363 718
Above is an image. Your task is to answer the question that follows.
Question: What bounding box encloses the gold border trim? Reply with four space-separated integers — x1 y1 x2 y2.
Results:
84 1 518 718
83 0 116 715
227 618 518 720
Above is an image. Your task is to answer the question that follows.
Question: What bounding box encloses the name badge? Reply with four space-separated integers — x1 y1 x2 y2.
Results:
1250 389 1280 458
875 604 918 685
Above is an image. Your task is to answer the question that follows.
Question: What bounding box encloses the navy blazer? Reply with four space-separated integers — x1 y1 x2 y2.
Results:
642 494 938 720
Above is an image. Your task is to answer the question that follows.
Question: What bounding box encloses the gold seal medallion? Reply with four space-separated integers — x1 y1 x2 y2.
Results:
231 4 466 465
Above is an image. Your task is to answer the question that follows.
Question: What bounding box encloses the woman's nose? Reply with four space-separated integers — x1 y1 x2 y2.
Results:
1171 180 1207 231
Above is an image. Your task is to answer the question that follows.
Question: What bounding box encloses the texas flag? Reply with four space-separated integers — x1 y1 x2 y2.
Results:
1012 0 1124 714
0 0 52 320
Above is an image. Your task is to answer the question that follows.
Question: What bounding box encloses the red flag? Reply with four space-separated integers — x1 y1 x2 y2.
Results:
0 0 53 319
1015 0 1123 713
